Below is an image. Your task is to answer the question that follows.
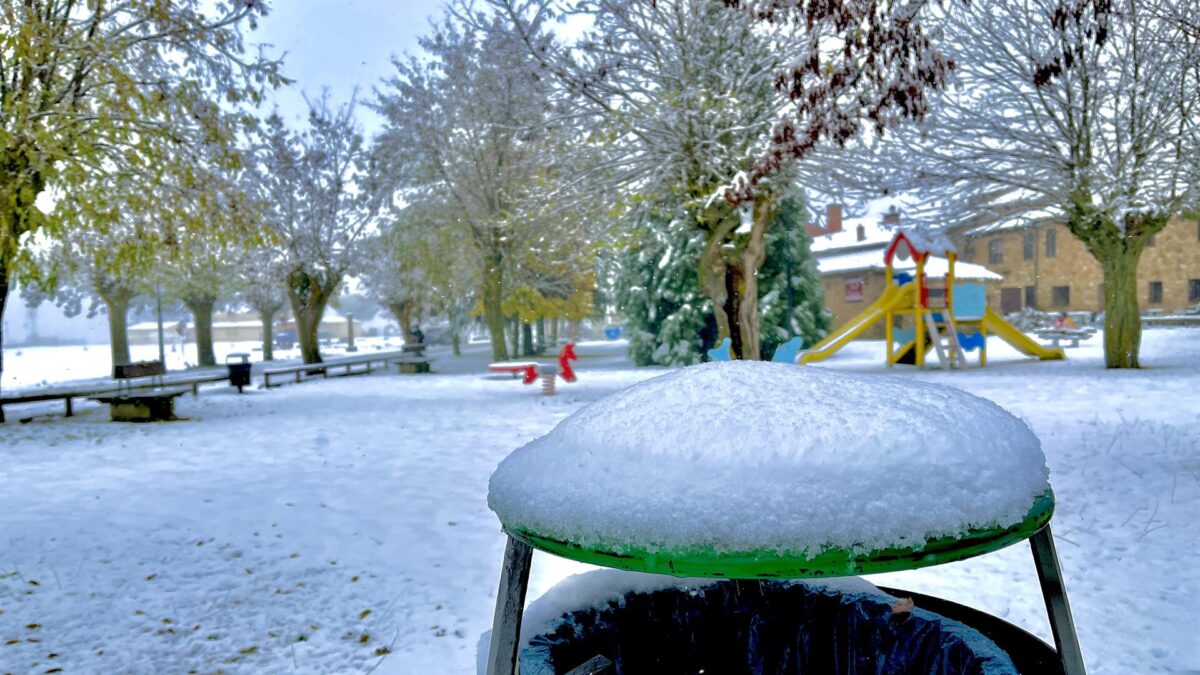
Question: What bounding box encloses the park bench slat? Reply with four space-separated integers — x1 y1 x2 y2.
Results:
260 351 411 387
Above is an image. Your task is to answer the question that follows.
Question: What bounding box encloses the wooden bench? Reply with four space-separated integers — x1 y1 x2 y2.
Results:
90 361 190 422
389 356 431 374
401 343 428 358
1 368 228 423
1035 328 1096 349
261 351 406 388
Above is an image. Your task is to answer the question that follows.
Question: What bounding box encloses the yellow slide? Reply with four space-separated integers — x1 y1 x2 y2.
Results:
800 284 915 364
981 307 1065 360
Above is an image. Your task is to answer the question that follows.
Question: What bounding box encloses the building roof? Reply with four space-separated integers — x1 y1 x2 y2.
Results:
128 321 185 332
809 217 897 254
959 211 1060 237
816 250 1003 281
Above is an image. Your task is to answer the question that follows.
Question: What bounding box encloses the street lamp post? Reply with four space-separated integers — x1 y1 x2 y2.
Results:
156 285 166 365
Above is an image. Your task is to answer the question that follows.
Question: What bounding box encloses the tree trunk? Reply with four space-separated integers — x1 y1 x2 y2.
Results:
699 203 770 360
0 257 9 424
734 198 773 361
536 317 546 353
288 270 333 365
451 331 461 356
259 308 277 361
550 317 559 346
521 322 535 356
1100 246 1143 369
389 301 415 343
482 252 509 361
570 320 581 341
510 317 520 355
185 296 217 368
100 292 133 369
294 303 324 365
699 216 740 355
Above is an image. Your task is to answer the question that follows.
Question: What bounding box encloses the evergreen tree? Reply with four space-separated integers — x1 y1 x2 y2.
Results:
616 192 827 366
616 211 712 367
757 194 829 360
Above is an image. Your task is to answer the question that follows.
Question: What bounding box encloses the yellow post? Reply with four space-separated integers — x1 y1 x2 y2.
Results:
885 262 894 366
915 255 926 367
946 252 956 319
981 320 988 367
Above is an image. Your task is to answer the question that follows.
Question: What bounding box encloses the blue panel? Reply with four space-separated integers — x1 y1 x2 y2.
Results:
707 337 732 362
771 336 805 364
954 284 987 319
958 332 987 352
893 327 916 345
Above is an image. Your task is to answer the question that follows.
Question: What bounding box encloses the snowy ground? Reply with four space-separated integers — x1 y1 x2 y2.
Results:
1 331 1198 673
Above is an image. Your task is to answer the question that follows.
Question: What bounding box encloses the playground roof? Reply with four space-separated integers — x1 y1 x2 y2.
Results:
816 250 1002 281
884 228 958 265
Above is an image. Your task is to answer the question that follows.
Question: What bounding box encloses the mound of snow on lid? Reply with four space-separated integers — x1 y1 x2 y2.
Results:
489 361 1049 556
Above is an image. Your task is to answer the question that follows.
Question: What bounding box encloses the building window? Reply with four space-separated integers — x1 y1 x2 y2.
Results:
1052 286 1071 306
963 241 976 261
1024 286 1037 309
1023 232 1035 260
1149 281 1163 304
1046 228 1057 258
845 276 864 302
1190 279 1200 303
988 239 1004 263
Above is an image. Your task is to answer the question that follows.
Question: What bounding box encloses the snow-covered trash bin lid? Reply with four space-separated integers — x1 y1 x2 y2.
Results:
488 361 1054 578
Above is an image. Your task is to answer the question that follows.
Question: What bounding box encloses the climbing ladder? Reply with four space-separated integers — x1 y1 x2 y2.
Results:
922 312 967 369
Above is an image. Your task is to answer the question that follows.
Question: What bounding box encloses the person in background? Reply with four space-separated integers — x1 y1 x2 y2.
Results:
1054 312 1077 330
411 325 425 344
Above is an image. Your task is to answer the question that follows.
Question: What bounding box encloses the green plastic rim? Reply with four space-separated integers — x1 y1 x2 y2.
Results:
505 490 1055 579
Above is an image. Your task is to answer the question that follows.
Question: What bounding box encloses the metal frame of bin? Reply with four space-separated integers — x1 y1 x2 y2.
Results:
484 517 1086 675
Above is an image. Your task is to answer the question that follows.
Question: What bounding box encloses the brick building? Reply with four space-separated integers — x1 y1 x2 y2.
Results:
950 218 1200 315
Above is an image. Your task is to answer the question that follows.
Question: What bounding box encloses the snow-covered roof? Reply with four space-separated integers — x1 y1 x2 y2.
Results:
128 321 184 331
961 211 1060 237
898 227 956 256
817 251 1002 281
489 361 1049 558
809 217 896 253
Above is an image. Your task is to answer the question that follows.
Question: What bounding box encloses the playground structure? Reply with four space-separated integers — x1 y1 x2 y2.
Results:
799 229 1066 368
489 342 578 385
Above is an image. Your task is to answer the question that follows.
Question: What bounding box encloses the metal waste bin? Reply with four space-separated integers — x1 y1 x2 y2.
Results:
518 580 1049 675
226 353 252 393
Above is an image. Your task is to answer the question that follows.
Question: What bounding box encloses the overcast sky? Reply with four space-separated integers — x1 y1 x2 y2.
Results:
250 1 441 133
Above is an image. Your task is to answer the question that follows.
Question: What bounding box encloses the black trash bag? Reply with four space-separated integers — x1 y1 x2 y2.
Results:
520 579 1019 675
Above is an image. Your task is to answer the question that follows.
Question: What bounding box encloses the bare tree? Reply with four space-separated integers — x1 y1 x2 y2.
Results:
235 244 288 362
875 0 1200 368
373 14 553 361
258 98 375 365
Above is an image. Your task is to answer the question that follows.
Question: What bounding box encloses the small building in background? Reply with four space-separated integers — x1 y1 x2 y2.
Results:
128 320 186 345
127 310 363 346
275 308 363 342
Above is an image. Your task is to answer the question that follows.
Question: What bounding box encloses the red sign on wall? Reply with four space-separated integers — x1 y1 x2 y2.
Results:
845 277 864 302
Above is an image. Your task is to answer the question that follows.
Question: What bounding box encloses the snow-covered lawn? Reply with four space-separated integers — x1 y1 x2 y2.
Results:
1 332 1197 673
